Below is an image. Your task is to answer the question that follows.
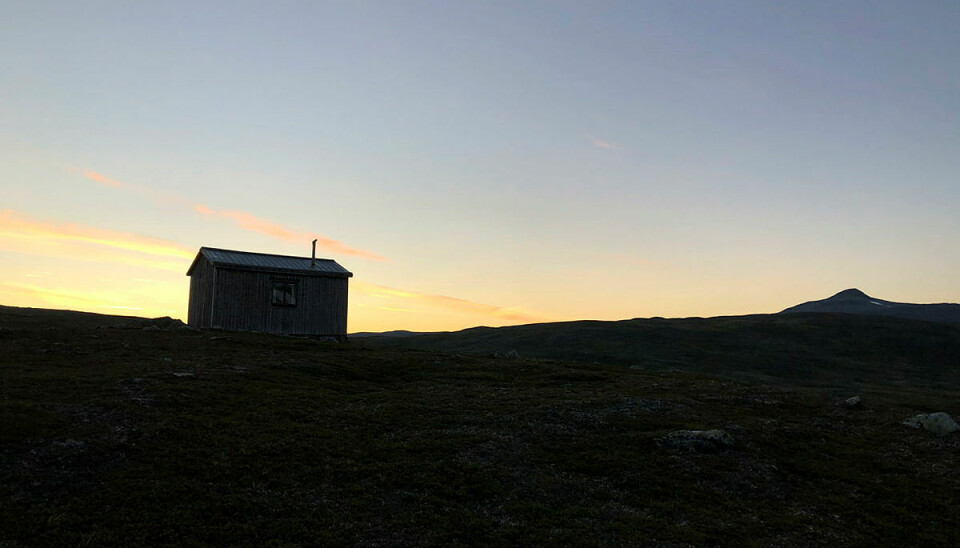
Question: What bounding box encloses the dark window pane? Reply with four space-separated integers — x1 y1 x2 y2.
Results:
271 282 297 306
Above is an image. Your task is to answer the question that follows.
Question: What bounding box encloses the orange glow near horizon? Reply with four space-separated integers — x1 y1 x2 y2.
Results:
0 279 184 319
0 273 551 333
0 209 195 261
12 174 923 333
0 208 549 330
0 209 191 318
1 205 880 332
353 280 553 325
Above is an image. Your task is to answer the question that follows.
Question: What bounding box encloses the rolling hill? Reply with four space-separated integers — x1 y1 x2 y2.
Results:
365 312 960 388
780 288 960 323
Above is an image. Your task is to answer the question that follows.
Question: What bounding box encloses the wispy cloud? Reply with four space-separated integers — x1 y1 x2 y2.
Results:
84 170 127 189
0 281 171 316
377 305 417 313
81 169 386 261
0 209 195 261
586 134 618 150
354 281 550 324
82 170 189 207
1 282 107 308
195 205 387 261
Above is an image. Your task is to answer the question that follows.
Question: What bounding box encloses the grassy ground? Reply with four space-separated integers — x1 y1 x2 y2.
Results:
1 306 959 546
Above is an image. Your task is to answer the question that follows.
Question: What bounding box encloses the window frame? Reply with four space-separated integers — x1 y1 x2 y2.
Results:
270 278 299 308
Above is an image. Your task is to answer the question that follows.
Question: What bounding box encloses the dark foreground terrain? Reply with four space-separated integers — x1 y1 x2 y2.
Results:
2 306 959 546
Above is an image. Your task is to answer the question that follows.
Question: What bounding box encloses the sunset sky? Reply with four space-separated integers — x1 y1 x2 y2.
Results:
2 1 958 332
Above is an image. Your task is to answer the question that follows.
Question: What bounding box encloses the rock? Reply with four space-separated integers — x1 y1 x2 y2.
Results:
55 439 87 450
493 350 520 359
171 372 195 378
845 396 862 408
903 412 960 436
151 316 186 329
315 336 339 343
659 429 734 452
129 316 187 330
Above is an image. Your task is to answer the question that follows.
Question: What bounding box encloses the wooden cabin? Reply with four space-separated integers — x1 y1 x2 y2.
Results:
186 246 352 337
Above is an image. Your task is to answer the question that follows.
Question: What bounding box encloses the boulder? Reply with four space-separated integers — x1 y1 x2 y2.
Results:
903 412 960 436
845 396 862 408
129 316 187 330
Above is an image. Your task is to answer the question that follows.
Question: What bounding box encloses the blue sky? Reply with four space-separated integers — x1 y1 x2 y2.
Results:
1 1 958 331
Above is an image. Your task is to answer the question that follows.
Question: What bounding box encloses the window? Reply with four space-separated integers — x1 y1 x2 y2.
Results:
271 281 298 307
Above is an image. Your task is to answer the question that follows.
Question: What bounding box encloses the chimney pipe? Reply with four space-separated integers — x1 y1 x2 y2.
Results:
311 239 317 267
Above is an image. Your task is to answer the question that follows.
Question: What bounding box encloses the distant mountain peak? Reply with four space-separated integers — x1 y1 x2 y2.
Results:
781 289 960 323
829 288 871 301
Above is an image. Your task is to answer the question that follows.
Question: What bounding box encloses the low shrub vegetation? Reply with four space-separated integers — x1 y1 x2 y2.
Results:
1 306 958 545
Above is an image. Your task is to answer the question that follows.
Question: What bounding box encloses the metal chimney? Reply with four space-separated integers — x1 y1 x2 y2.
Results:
311 239 317 267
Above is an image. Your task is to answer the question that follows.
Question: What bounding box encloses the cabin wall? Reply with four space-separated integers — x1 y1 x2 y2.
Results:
210 268 349 335
187 257 215 328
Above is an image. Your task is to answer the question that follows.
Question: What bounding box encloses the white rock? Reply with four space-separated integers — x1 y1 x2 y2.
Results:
845 396 862 408
903 412 960 436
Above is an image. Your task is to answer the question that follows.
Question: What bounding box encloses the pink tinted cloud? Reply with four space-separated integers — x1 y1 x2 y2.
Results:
81 169 386 261
83 170 127 188
195 206 386 261
82 170 192 208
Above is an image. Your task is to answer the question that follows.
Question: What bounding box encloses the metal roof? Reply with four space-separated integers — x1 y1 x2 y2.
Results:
187 247 353 277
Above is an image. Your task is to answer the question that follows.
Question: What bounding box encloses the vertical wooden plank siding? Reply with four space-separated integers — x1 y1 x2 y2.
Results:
207 268 349 336
187 257 215 328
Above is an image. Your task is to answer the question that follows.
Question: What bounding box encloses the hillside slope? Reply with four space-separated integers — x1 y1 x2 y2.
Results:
365 313 960 388
781 288 960 323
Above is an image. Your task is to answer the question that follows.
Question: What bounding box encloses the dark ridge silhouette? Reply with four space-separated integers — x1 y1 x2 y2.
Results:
366 312 960 388
780 288 960 324
350 330 425 338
